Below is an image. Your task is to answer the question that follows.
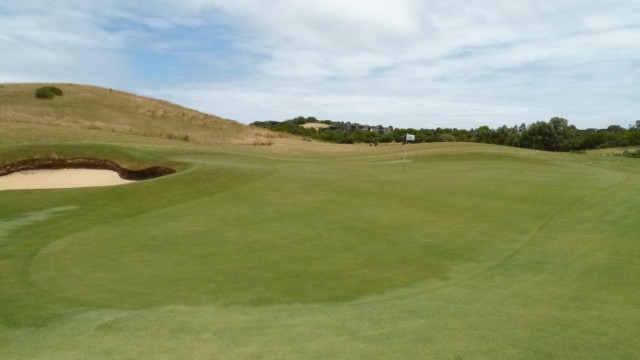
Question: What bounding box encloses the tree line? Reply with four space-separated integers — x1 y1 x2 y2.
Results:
252 117 640 152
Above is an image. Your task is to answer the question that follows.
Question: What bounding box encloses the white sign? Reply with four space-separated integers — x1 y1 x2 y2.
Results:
406 134 415 142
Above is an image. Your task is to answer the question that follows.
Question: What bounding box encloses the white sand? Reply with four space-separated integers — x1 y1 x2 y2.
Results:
0 169 133 191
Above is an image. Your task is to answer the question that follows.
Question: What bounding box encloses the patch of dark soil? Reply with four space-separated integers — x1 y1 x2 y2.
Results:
0 158 176 180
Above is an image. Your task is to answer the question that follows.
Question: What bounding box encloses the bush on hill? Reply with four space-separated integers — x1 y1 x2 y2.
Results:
35 86 64 99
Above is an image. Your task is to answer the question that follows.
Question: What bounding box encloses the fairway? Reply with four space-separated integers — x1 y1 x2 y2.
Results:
1 86 639 359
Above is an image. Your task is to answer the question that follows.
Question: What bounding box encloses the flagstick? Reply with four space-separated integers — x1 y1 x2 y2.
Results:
402 140 408 172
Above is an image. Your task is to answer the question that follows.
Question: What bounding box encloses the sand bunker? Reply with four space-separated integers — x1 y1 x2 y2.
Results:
0 157 176 191
0 169 134 191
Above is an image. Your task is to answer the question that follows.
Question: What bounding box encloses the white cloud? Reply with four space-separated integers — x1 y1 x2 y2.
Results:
0 2 129 85
3 0 640 128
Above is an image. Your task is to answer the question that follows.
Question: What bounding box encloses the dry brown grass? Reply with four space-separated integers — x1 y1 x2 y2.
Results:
0 83 284 146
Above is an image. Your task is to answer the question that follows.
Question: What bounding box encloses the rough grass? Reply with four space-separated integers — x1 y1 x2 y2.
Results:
1 86 639 359
0 83 279 145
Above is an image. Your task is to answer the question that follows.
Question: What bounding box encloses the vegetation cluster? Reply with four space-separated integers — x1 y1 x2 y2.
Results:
253 116 640 152
35 86 64 99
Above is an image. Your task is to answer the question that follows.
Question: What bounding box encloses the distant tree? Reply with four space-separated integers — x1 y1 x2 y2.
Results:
252 114 640 152
439 134 456 142
35 86 64 99
627 125 640 146
338 133 356 144
450 128 473 142
548 117 579 151
521 121 551 150
290 116 308 125
495 125 521 147
378 133 394 143
520 117 578 151
607 125 625 133
473 125 494 144
578 129 607 150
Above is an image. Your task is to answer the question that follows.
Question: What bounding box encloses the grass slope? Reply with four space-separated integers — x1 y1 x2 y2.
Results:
1 85 639 359
0 83 278 145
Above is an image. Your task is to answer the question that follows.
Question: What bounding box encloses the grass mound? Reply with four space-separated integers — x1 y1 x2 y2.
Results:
0 83 278 145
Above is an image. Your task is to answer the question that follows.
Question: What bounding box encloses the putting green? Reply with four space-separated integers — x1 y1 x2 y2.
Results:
26 152 621 309
2 143 639 359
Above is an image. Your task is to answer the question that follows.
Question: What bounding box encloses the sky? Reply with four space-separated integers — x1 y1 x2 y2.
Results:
1 1 639 129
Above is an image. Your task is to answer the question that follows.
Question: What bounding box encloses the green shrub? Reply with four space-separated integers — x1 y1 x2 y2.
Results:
620 149 640 158
35 86 64 99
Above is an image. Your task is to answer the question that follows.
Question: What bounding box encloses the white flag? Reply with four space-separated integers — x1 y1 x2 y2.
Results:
406 134 415 142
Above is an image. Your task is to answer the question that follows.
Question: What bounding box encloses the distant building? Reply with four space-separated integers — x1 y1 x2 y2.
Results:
317 123 393 134
370 126 393 134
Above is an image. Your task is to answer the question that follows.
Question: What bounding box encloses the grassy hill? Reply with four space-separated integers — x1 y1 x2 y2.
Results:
0 83 280 146
1 84 639 359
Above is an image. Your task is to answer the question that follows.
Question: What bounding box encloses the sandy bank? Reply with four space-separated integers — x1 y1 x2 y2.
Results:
0 169 134 191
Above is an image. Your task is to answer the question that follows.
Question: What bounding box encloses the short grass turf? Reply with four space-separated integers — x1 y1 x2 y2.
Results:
1 138 639 359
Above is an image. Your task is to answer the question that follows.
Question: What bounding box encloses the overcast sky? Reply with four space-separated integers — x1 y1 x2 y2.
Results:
2 1 639 129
